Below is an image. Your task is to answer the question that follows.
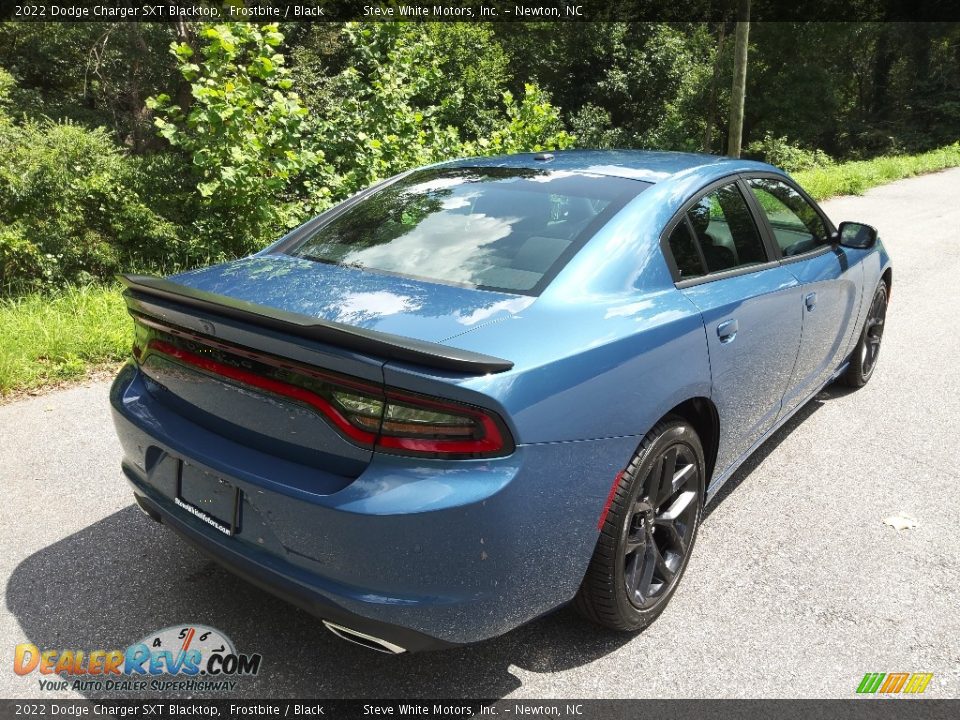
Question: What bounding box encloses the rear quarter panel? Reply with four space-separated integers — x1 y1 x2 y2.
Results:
407 288 711 445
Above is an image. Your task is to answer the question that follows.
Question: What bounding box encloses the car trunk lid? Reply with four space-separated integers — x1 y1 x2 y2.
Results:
121 265 515 489
168 254 534 345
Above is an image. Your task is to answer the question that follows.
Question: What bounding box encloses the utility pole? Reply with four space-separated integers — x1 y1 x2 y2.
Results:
727 0 750 158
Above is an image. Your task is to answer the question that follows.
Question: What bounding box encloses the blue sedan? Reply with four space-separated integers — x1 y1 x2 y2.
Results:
111 150 891 653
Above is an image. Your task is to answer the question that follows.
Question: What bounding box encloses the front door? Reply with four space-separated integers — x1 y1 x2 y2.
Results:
743 177 862 416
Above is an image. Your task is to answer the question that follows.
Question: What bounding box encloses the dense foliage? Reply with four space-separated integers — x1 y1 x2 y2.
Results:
150 24 323 255
0 20 958 293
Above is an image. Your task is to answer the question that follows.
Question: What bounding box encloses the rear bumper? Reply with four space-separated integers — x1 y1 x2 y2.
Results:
110 363 637 647
129 488 455 652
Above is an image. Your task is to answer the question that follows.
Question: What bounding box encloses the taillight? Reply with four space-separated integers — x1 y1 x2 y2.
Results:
379 391 508 456
134 319 513 459
321 386 511 458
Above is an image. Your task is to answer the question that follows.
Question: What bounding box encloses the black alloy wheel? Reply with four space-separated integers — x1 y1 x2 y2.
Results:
843 281 888 388
622 443 700 609
575 417 705 631
861 285 887 377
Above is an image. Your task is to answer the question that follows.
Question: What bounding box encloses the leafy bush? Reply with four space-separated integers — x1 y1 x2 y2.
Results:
0 66 12 112
0 117 178 291
567 103 627 149
148 22 573 251
0 224 49 292
149 23 324 254
745 133 835 173
415 23 512 140
314 23 463 199
477 84 574 155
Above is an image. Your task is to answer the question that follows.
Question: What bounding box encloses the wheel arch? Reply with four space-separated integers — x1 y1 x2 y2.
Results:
663 396 720 487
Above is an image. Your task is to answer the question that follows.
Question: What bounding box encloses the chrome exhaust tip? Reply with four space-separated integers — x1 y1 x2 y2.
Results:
322 620 406 654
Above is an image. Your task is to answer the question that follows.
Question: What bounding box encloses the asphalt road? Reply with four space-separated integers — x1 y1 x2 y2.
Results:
2 169 959 700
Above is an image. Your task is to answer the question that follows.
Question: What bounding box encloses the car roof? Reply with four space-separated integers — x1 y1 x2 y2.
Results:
441 149 781 184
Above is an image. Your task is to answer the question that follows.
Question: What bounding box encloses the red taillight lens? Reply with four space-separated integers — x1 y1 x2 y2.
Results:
375 391 509 456
321 386 510 458
135 320 512 459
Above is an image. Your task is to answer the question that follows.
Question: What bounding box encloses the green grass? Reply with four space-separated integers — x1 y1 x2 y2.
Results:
0 284 131 397
794 143 960 201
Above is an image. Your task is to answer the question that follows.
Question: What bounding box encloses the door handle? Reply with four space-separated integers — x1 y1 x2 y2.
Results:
717 319 738 343
805 292 817 311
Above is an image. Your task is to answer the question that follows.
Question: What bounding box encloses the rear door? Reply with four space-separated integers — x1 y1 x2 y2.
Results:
664 179 804 479
742 176 863 417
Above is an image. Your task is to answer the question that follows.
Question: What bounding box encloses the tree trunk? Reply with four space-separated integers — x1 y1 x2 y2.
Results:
703 22 727 153
174 19 195 115
727 0 750 158
870 26 895 120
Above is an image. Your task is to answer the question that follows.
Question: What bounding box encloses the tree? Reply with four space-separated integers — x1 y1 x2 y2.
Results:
0 22 178 151
414 23 512 140
702 22 727 153
148 23 325 253
497 22 713 151
312 23 572 198
727 0 750 157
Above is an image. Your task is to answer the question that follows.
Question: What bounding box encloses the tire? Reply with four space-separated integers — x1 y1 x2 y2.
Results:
842 281 888 388
574 417 705 631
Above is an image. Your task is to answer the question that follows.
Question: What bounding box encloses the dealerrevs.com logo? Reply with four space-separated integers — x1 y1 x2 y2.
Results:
14 624 262 693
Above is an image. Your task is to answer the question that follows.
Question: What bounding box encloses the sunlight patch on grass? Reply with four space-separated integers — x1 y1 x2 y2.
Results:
0 284 130 397
794 143 960 201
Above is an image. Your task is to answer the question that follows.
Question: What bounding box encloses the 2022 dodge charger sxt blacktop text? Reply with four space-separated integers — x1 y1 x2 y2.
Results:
111 150 891 653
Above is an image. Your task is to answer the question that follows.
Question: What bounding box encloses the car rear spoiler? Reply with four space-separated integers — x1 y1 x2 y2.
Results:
119 274 514 375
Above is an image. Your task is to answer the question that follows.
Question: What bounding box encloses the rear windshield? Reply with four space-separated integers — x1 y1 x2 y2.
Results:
286 167 646 295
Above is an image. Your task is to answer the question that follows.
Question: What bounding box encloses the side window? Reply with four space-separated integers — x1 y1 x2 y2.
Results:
747 178 829 257
667 221 705 279
686 183 767 273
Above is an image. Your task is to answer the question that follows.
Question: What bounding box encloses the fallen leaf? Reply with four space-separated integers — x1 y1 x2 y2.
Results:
883 511 918 531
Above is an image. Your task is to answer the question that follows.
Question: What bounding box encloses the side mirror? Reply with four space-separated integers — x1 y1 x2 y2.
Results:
835 221 878 249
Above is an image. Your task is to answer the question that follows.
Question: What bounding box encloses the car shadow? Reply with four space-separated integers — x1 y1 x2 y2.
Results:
703 387 832 518
6 386 840 700
5 504 637 699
